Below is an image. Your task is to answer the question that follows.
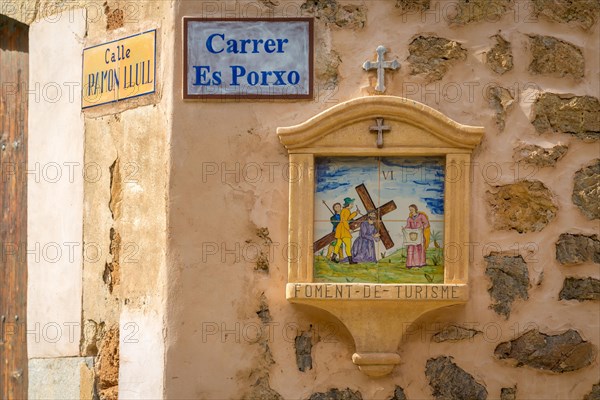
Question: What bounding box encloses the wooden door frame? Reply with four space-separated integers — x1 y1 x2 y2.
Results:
1 13 29 400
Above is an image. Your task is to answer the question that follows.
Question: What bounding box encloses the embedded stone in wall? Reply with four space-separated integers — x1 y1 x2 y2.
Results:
81 320 104 357
103 228 121 293
301 0 337 22
448 0 513 26
528 35 584 79
396 0 430 13
494 329 597 373
407 36 467 82
256 227 272 244
425 356 488 400
531 0 600 30
334 4 367 28
259 0 279 8
583 382 600 400
99 387 118 400
500 386 517 400
573 160 600 219
300 0 367 28
308 388 363 400
316 49 342 86
244 294 282 400
486 180 557 233
556 233 600 265
109 157 123 220
105 4 124 31
432 325 481 342
247 377 284 400
513 143 568 167
488 86 514 131
531 93 600 141
485 253 529 318
485 34 513 75
559 277 600 301
96 326 119 400
295 331 313 372
256 294 272 324
255 252 270 271
388 386 407 400
252 228 273 272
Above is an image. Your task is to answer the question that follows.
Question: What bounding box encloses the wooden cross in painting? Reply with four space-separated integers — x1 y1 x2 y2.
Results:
313 184 396 252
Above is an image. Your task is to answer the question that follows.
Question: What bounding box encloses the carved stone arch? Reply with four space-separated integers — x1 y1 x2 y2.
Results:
278 96 484 153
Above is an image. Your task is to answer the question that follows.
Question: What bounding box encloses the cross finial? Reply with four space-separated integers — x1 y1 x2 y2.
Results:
362 45 399 93
370 118 391 148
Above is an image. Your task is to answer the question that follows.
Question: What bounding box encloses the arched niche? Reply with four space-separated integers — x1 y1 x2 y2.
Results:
277 96 484 377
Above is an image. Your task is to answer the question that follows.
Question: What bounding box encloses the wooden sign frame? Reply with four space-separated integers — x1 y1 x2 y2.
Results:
183 18 314 100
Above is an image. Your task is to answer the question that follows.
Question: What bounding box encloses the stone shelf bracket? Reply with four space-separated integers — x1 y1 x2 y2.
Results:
277 96 484 377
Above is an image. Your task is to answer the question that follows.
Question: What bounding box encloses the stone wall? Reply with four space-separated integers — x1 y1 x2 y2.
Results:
167 1 599 399
4 0 598 398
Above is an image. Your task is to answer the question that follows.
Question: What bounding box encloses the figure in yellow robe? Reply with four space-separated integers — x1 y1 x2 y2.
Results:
325 203 344 259
332 197 359 264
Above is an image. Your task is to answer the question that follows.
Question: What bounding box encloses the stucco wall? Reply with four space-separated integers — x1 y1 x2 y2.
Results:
166 1 599 399
27 7 85 359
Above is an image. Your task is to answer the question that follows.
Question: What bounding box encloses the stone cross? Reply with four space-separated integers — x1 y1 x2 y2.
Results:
313 184 396 253
369 118 391 148
362 45 399 93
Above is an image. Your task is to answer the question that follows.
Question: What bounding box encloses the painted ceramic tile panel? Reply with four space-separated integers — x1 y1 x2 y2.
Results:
313 157 445 284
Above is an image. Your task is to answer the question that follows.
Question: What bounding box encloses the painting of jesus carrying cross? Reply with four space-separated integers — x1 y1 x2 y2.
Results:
313 156 445 284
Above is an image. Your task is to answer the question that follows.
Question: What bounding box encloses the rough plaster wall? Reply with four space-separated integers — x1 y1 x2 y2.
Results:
80 1 174 399
167 1 599 399
27 8 85 358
